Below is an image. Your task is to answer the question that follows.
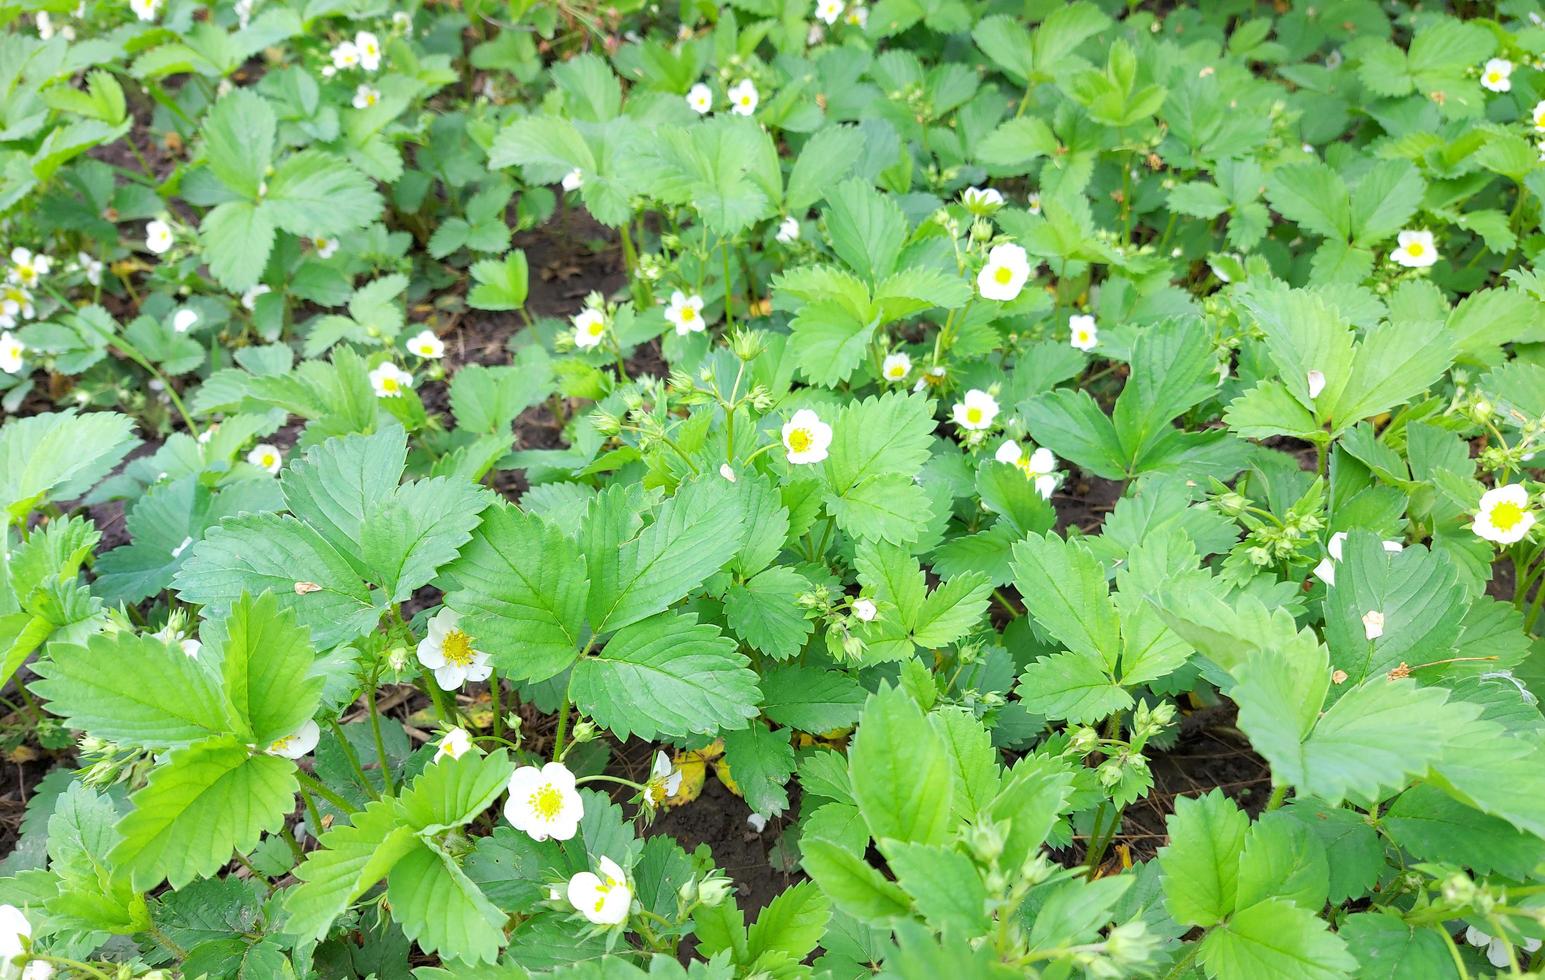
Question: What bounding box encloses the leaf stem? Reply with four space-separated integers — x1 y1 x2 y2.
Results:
365 676 395 796
294 768 359 815
326 717 378 800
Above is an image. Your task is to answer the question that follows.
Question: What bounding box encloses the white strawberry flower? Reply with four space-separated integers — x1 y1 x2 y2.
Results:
572 307 607 349
1535 100 1545 132
881 351 911 382
1361 609 1385 640
355 31 381 71
562 169 583 191
851 597 877 622
1306 369 1326 400
311 236 339 259
8 248 50 289
814 0 844 24
781 408 832 464
1465 926 1542 969
434 727 475 762
953 389 999 431
145 219 174 254
330 41 361 70
1389 229 1438 268
568 856 632 925
407 329 445 359
265 719 320 759
687 83 713 114
1069 314 1098 351
0 283 34 325
976 243 1030 301
76 251 103 285
994 440 1058 499
0 904 30 970
844 4 867 26
645 751 683 806
776 215 801 243
1481 58 1513 93
914 364 946 392
130 0 160 20
505 761 583 841
352 84 380 109
1472 483 1536 545
0 332 25 374
247 443 283 475
172 308 198 333
416 608 493 690
1027 192 1041 215
728 79 759 116
1312 531 1403 586
961 186 1004 214
664 290 707 335
369 362 413 398
241 284 271 310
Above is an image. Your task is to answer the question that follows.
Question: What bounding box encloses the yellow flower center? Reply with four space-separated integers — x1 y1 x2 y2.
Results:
1487 72 1501 83
442 628 475 666
529 783 564 820
993 266 1013 285
680 306 695 321
965 406 983 424
740 96 752 106
787 428 813 453
587 321 605 337
268 734 294 753
1491 501 1525 531
1077 329 1091 343
1406 241 1425 257
261 453 276 467
886 365 904 378
382 377 399 392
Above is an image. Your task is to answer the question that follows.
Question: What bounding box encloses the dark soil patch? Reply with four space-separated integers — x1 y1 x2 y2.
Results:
645 778 793 916
1054 471 1125 535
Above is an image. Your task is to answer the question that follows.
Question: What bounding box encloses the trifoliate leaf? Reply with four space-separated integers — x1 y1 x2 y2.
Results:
204 591 322 746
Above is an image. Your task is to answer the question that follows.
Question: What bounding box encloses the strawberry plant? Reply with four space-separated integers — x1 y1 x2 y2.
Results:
2 1 1545 978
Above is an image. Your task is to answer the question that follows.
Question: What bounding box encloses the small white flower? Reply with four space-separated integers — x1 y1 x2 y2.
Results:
369 362 413 398
241 284 271 310
1534 99 1545 132
1465 926 1542 969
129 0 161 20
407 329 445 359
995 440 1058 498
1361 609 1385 640
8 248 50 289
687 82 713 114
266 719 320 759
1027 192 1041 215
728 79 759 116
352 84 380 109
1312 531 1403 586
851 597 877 622
434 727 474 762
568 856 631 925
416 608 493 690
881 351 911 382
976 243 1030 301
145 219 174 254
0 904 31 969
392 10 411 30
953 389 999 431
1481 58 1513 93
506 762 583 841
572 307 607 349
171 536 193 558
178 638 201 659
172 308 198 333
234 0 253 28
719 463 737 482
815 0 844 24
77 251 103 285
0 283 34 326
781 408 833 465
775 215 801 243
1306 369 1326 400
914 364 946 392
247 443 283 474
1390 229 1438 268
355 31 381 71
961 186 1004 214
1473 483 1536 545
1068 314 1098 351
330 41 361 70
0 332 25 374
844 4 867 27
747 812 768 832
664 290 707 335
561 169 583 191
645 750 683 806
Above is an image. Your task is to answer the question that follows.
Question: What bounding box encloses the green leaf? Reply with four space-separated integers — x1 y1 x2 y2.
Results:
976 117 1058 171
789 302 878 387
264 150 382 238
206 592 322 746
1321 535 1465 686
33 632 228 749
1383 783 1545 877
746 880 830 962
200 89 273 197
199 200 276 292
1011 532 1119 666
387 840 508 965
1016 649 1130 724
724 566 815 661
284 797 419 941
398 749 518 834
109 736 297 891
0 410 138 521
883 841 987 936
1264 162 1350 240
721 722 796 816
443 504 588 684
1197 898 1357 980
760 665 865 733
1021 389 1127 480
1338 912 1460 980
570 612 760 740
1234 811 1329 912
359 477 491 603
1158 789 1247 928
799 838 910 925
280 426 406 572
787 125 865 213
849 685 952 846
824 391 936 495
468 251 530 311
822 178 906 284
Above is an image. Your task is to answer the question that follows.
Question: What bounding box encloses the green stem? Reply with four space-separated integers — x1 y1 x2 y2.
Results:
1160 941 1202 980
295 769 359 815
552 673 575 762
326 717 378 799
721 241 735 330
1265 782 1289 811
419 669 454 725
27 956 113 979
491 670 504 741
575 774 646 791
365 676 395 796
147 920 189 959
